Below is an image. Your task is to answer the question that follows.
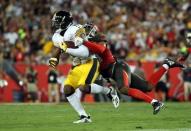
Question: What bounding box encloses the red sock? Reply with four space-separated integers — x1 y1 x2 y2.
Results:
148 66 167 86
127 88 153 103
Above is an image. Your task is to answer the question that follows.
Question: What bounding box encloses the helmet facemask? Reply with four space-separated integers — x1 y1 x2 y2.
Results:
51 11 73 31
84 23 98 39
52 14 63 30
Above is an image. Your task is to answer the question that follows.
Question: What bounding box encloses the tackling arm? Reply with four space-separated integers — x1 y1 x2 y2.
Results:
83 41 106 55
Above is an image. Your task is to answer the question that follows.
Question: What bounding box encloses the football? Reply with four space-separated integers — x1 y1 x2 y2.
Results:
65 41 77 48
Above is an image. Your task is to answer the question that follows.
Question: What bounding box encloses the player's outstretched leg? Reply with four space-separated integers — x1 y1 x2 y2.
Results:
131 57 186 93
113 61 164 114
64 85 92 123
148 58 184 87
128 88 164 115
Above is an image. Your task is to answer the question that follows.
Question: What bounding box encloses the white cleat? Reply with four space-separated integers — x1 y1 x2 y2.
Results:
73 115 92 124
109 86 120 108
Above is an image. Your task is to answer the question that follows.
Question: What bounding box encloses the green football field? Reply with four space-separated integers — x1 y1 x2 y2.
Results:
0 102 191 131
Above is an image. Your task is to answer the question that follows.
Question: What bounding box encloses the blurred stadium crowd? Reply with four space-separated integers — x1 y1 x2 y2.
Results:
0 0 191 102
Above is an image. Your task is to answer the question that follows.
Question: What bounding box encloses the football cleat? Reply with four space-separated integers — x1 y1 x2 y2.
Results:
163 58 184 68
73 115 92 124
152 101 164 115
107 86 120 108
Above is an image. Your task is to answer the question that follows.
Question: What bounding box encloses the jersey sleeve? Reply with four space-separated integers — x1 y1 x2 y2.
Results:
83 41 106 55
66 45 89 58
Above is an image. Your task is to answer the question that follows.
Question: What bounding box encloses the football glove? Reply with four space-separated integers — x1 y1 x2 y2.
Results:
59 42 68 52
49 57 59 68
74 37 84 46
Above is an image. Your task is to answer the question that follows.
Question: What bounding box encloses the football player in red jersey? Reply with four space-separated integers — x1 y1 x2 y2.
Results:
78 23 184 114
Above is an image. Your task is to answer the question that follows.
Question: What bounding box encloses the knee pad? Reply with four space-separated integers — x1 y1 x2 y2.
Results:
79 85 90 93
64 85 75 97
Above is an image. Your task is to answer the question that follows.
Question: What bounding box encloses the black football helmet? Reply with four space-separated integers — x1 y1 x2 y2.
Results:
52 10 73 30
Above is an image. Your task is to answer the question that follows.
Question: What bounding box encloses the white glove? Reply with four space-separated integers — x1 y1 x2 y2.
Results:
59 42 67 52
74 37 83 46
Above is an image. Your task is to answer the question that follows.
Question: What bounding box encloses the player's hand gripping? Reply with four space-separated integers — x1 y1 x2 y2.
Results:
59 42 68 52
49 57 59 69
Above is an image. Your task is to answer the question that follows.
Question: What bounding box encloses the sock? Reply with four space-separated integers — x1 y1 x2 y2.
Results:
66 93 88 116
151 99 158 104
90 83 111 95
75 88 82 99
147 65 168 86
127 88 153 103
